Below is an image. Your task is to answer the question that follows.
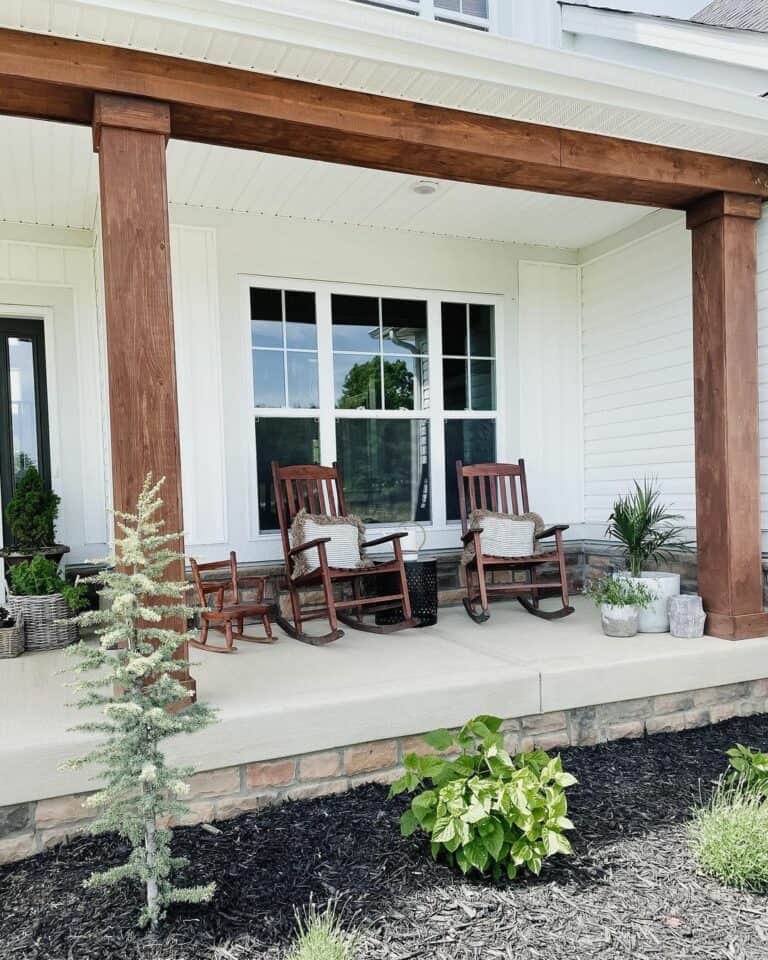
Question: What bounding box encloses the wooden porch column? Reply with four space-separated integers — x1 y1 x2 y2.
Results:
93 94 195 697
687 192 767 640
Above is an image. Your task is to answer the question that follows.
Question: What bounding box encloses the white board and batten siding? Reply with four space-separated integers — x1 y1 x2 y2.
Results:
579 223 696 539
518 261 584 528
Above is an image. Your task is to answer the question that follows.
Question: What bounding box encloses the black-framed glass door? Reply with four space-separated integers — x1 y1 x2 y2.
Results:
0 317 52 546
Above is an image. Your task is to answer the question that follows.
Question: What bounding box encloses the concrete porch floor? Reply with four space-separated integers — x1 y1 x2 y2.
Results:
3 597 768 807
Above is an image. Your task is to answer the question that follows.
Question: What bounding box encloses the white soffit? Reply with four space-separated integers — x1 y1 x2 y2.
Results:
0 115 655 246
2 0 768 162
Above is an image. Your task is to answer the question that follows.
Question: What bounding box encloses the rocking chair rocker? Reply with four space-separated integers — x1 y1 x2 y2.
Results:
457 459 574 624
272 461 417 645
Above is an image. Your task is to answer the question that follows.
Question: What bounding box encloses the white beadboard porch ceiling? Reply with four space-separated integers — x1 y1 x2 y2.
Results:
2 0 768 162
0 116 655 247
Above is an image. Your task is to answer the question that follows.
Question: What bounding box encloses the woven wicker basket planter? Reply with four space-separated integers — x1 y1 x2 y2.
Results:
0 620 24 658
7 593 77 652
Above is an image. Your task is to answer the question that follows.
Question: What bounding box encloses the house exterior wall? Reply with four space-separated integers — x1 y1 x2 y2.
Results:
0 224 109 564
167 205 579 562
579 219 695 539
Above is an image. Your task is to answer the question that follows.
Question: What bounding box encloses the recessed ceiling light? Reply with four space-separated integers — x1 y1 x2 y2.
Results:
412 180 440 196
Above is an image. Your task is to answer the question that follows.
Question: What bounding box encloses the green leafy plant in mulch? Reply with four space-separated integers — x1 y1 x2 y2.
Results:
584 574 656 608
5 464 60 550
389 715 577 880
606 477 691 577
689 778 768 892
65 474 217 929
8 554 87 611
725 743 768 796
285 904 359 960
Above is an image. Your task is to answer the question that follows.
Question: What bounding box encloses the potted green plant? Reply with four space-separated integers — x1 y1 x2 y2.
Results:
585 574 656 638
0 465 69 567
7 555 87 652
607 478 691 633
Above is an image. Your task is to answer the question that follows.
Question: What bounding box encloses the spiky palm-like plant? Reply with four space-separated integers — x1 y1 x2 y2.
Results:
606 477 691 577
66 475 217 929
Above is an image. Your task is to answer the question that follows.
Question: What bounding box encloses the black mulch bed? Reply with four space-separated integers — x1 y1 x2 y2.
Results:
4 716 768 960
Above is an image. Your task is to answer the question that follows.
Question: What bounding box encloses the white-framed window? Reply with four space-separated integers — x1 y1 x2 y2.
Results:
352 0 495 32
243 277 504 548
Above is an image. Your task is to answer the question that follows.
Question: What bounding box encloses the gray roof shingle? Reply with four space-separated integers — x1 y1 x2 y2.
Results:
692 0 768 32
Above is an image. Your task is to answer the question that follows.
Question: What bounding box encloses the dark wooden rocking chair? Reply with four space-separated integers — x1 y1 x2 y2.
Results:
272 461 417 645
457 459 574 624
189 552 275 653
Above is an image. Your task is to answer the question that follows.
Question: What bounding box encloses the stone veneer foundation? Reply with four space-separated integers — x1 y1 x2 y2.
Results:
2 678 767 866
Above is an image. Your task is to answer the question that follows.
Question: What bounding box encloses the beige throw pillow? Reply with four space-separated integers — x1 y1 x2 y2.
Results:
461 510 545 565
289 509 370 578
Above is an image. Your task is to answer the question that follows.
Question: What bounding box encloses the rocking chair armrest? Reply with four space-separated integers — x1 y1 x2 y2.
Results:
288 536 331 558
535 524 569 540
461 529 481 544
361 532 407 549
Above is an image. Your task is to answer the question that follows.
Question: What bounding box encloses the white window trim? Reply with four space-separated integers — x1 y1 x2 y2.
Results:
353 0 496 32
241 275 506 556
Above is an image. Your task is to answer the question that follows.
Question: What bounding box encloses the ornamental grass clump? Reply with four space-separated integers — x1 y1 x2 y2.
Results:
689 778 768 892
65 474 217 929
389 715 577 880
286 905 359 960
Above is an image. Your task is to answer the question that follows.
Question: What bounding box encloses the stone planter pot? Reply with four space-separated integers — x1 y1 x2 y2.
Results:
624 571 680 633
600 603 639 638
668 594 706 639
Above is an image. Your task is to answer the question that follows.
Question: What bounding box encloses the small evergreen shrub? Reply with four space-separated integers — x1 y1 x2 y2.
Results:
689 779 768 892
66 475 217 928
726 744 768 796
8 555 87 611
389 715 577 880
5 465 60 549
286 905 359 960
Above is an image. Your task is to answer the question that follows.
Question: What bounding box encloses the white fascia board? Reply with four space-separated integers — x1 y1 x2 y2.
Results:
561 4 768 73
21 0 768 143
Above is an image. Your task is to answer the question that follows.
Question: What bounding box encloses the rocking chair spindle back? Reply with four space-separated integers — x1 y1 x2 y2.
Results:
456 459 574 624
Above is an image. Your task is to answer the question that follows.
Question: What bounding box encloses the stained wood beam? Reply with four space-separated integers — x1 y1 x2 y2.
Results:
94 94 195 698
686 191 768 640
0 28 767 208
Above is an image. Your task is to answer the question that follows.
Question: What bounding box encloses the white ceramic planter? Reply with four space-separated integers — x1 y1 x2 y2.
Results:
600 603 639 638
628 571 680 633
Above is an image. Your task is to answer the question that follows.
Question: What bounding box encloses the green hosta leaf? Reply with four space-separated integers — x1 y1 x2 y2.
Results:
423 728 455 752
465 838 490 873
400 809 419 837
554 772 578 788
433 817 456 845
483 819 505 861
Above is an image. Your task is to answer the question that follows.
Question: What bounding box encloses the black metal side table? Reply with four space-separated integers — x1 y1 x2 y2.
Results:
376 558 438 628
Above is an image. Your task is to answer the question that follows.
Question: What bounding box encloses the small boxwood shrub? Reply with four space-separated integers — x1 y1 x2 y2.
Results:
389 715 577 880
689 779 768 892
5 465 60 550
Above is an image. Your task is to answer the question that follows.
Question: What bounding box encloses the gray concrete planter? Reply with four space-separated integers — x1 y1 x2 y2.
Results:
600 603 639 637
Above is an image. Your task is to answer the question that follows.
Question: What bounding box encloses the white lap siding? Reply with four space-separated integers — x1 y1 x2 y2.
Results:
580 223 695 535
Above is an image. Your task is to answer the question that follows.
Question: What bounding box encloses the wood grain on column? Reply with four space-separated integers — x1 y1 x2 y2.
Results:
687 192 768 640
94 94 195 697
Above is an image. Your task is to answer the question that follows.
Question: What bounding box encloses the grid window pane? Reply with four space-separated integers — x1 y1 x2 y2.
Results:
285 291 317 349
384 356 429 411
443 358 468 410
444 419 496 520
469 304 494 356
336 419 431 524
287 351 319 409
335 354 382 409
382 298 428 356
256 418 320 531
470 359 495 411
332 294 380 352
251 288 283 349
253 349 286 407
441 302 467 355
